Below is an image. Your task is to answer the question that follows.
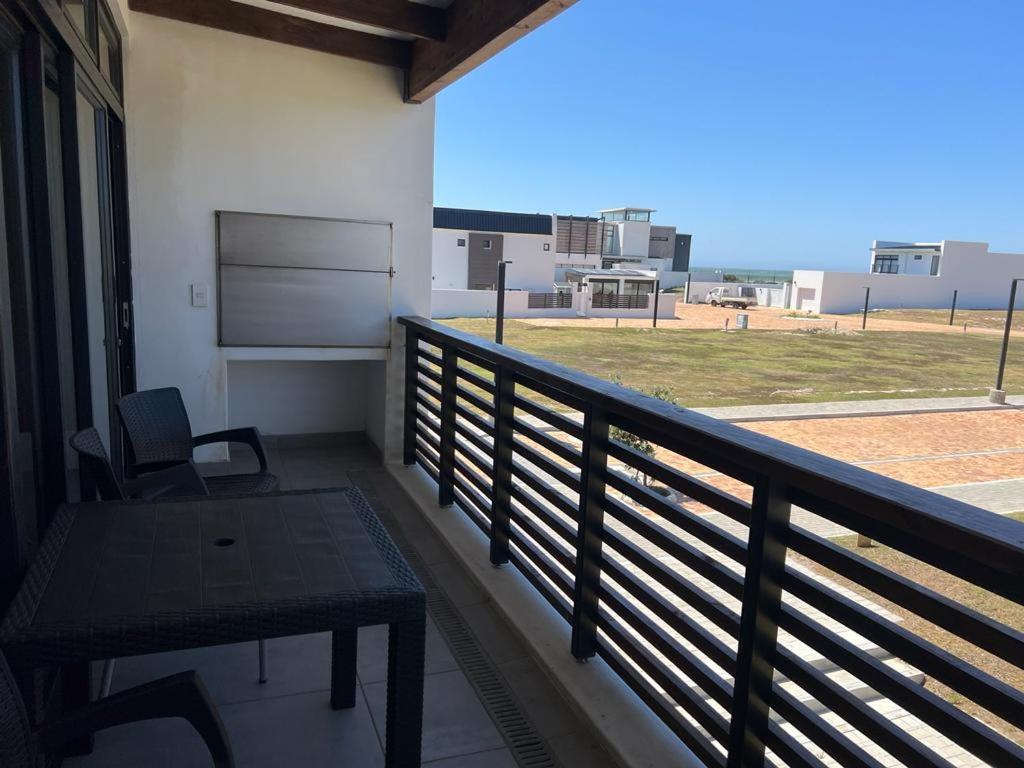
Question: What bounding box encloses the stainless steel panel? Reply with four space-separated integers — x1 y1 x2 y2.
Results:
219 265 390 347
217 211 391 272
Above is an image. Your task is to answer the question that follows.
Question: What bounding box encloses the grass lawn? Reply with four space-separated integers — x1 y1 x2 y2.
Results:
863 307 1024 331
816 511 1024 745
442 318 1024 407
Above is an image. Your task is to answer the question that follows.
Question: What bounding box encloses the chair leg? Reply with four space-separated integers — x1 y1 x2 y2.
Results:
258 640 267 684
100 659 116 698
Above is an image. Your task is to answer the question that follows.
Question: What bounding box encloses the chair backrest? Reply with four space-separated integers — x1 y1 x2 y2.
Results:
69 428 125 502
0 651 37 768
116 388 194 469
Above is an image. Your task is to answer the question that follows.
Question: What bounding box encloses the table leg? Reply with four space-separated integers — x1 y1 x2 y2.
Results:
61 662 95 755
385 617 425 768
330 627 358 710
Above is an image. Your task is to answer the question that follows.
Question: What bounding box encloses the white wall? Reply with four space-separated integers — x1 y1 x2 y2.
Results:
618 221 652 258
432 228 555 290
432 229 468 289
502 233 556 290
795 241 1024 314
554 254 601 282
125 13 434 462
227 360 373 435
432 289 501 319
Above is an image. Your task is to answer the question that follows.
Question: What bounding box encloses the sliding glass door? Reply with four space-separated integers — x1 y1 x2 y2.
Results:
0 0 129 604
75 80 116 454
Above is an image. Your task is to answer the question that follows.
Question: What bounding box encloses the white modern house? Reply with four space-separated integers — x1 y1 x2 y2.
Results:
431 208 556 291
790 240 1024 314
432 205 692 287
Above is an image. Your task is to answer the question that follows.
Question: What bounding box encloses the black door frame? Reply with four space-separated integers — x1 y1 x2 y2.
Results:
0 0 130 587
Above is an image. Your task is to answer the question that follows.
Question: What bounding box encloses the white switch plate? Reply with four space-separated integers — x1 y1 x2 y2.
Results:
191 282 209 308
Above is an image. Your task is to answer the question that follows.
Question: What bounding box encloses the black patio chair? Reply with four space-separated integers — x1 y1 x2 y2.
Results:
70 427 209 501
0 649 233 768
69 428 269 688
116 387 279 496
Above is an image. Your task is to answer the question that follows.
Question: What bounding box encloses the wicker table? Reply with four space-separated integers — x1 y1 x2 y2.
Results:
0 487 425 767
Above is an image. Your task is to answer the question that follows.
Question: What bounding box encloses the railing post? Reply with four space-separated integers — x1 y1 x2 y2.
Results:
403 329 419 466
490 366 514 565
727 474 791 768
438 346 457 507
571 406 609 661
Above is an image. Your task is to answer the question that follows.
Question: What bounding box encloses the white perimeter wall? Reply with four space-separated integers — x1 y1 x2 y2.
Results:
125 13 434 461
432 229 555 291
796 242 1024 314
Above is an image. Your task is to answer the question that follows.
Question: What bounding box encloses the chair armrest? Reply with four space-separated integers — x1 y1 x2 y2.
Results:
37 671 234 768
193 427 269 474
124 462 209 499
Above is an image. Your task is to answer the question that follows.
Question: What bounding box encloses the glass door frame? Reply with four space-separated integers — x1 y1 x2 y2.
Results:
0 0 130 521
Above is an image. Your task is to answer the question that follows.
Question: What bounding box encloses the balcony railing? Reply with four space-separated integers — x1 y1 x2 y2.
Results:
398 315 1024 768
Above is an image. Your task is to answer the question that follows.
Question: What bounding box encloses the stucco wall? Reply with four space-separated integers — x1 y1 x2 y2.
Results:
432 228 555 291
125 13 434 461
797 242 1024 314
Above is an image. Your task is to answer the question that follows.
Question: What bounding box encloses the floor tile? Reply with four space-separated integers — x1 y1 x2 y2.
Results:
111 633 333 706
221 689 384 768
363 669 505 764
424 747 519 767
68 689 383 768
357 618 459 685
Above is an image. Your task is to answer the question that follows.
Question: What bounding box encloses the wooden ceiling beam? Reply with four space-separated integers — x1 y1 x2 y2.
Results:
406 0 577 103
268 1 447 42
129 0 412 69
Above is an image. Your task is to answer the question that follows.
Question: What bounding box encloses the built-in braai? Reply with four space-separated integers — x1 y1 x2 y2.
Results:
216 211 393 348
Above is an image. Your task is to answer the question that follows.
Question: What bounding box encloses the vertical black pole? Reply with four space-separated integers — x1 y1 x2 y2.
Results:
949 289 958 326
726 475 792 768
495 261 507 345
490 366 514 565
402 328 418 466
652 279 661 328
995 279 1019 392
571 406 609 660
861 287 871 330
438 347 457 507
684 272 692 304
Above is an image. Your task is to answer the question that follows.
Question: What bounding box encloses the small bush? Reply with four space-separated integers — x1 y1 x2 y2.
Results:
608 376 676 486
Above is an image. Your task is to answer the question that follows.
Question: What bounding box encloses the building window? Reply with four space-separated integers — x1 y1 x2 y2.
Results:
483 239 492 250
623 280 649 295
457 238 466 247
591 280 619 295
914 254 923 261
872 255 899 274
650 235 669 242
543 243 551 251
626 210 651 222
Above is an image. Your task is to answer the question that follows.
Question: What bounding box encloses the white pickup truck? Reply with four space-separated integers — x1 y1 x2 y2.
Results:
703 286 758 309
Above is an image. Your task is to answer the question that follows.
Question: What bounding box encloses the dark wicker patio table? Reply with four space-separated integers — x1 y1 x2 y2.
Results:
0 487 425 768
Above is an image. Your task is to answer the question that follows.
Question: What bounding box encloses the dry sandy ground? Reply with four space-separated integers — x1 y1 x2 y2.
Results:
518 304 1022 336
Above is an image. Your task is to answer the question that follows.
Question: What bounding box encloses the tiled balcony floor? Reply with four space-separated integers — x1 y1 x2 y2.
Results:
66 435 616 768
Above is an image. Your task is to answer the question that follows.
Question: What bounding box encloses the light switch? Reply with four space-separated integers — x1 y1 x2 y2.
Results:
191 282 209 308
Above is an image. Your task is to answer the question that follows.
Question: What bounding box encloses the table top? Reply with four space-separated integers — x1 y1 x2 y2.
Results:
1 487 424 667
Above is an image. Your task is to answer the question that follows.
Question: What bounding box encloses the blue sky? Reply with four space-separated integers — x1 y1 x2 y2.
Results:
434 0 1024 271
